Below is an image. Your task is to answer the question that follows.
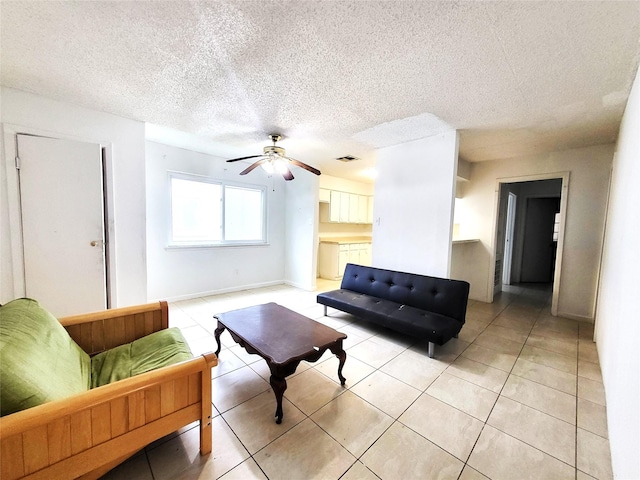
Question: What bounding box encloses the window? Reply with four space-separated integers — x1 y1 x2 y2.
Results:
552 212 560 242
170 173 266 246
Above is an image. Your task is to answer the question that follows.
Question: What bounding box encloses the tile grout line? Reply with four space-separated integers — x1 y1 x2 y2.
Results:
459 295 587 475
174 285 595 479
457 303 542 477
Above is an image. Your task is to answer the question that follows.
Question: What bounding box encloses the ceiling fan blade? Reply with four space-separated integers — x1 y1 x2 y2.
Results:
226 154 265 163
282 166 294 181
287 158 321 176
239 158 268 175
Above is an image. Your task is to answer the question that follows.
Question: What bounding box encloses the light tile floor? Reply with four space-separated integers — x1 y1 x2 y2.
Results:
102 281 613 480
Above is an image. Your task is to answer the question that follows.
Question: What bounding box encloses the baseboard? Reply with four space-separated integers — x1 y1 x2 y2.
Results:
556 310 594 322
152 280 285 303
284 279 316 291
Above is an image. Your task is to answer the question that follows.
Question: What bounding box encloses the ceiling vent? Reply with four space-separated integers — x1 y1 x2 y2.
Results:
335 155 360 162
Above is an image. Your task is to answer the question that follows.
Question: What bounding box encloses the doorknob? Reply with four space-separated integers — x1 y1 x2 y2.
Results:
90 241 99 247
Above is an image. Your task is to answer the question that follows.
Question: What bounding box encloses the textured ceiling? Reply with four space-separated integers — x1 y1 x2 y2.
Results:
2 1 639 182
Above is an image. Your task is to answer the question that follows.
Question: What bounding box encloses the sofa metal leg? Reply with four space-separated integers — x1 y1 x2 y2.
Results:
428 342 435 358
454 333 458 338
323 305 327 316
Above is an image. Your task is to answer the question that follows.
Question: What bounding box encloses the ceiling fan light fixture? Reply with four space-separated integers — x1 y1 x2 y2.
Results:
261 160 275 174
226 133 320 181
260 153 289 175
273 157 289 175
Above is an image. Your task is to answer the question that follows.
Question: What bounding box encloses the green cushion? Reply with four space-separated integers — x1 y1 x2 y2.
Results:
0 298 91 416
91 327 193 388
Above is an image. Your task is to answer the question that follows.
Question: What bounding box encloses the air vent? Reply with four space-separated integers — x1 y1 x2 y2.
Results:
336 155 360 162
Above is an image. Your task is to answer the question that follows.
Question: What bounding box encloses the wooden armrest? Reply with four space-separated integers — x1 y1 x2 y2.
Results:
0 352 217 437
59 301 169 355
0 352 217 480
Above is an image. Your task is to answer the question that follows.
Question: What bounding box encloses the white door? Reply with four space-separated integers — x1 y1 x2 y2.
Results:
502 192 517 285
17 134 107 317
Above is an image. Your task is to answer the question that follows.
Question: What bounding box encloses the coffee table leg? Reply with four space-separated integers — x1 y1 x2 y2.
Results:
335 349 347 385
330 343 347 385
214 324 226 356
269 375 287 424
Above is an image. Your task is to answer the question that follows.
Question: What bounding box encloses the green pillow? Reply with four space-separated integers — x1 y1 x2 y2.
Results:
91 327 193 388
0 298 91 416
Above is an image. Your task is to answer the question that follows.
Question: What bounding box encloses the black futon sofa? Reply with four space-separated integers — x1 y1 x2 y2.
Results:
317 263 470 358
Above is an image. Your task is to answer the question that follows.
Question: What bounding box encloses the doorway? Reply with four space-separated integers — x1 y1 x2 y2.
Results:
521 197 560 283
16 134 109 316
493 175 567 315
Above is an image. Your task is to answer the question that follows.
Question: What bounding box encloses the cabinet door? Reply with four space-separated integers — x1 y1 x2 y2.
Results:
338 245 349 277
367 196 374 224
339 192 350 222
348 243 360 264
330 190 341 222
360 244 372 266
357 195 368 223
318 243 336 279
348 194 359 223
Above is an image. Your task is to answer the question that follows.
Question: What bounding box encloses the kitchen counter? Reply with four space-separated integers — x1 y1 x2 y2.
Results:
452 239 480 245
319 236 372 244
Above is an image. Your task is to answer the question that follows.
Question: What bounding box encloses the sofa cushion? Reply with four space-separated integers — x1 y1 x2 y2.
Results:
91 327 193 388
317 290 462 344
0 298 91 416
339 263 470 323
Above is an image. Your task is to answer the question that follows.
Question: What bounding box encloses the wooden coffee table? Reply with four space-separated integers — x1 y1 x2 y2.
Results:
214 302 347 424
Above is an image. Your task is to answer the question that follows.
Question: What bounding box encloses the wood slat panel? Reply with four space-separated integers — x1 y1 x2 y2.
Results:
144 311 154 336
65 324 82 346
91 321 105 353
70 410 92 455
113 316 126 348
110 396 129 437
80 323 93 353
47 416 71 464
124 314 136 343
145 385 162 423
128 391 145 430
134 313 145 340
1 434 24 480
160 380 176 416
153 310 163 332
103 318 115 351
174 376 189 410
21 405 200 480
23 425 49 474
188 373 200 405
91 403 112 446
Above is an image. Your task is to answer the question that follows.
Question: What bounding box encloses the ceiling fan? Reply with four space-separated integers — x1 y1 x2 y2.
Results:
226 134 321 181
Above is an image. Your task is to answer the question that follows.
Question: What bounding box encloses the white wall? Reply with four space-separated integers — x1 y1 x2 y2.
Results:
145 141 287 301
319 174 374 195
0 88 147 307
284 173 320 290
457 144 613 319
595 68 640 480
372 131 458 277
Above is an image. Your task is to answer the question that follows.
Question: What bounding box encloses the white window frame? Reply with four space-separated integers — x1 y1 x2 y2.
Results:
168 171 267 248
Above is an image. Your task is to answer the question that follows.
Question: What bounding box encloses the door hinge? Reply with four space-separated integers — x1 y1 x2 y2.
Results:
15 156 21 170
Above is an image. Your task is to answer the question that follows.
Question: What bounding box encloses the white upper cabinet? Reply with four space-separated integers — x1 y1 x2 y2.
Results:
324 189 373 224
